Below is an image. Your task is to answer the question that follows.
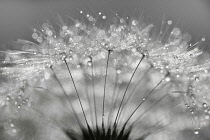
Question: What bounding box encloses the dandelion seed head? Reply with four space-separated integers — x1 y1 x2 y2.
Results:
0 9 210 140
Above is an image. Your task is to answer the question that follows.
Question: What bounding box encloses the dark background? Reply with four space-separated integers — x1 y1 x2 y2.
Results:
0 0 209 45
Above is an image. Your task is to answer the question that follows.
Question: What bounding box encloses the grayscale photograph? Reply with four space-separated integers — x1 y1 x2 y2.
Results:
0 0 210 140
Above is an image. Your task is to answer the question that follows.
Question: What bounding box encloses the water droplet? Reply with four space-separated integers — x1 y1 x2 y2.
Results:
120 18 124 23
18 95 22 99
195 77 199 81
171 28 181 36
17 105 21 109
32 32 38 39
132 20 137 26
102 16 106 19
88 16 94 22
136 47 141 52
165 77 171 82
190 94 196 100
60 52 67 60
26 98 29 102
6 96 10 101
167 20 172 25
77 64 81 68
190 109 194 114
62 26 68 31
47 30 53 36
205 115 209 120
12 129 17 133
194 129 199 135
189 85 193 90
87 61 92 66
42 23 49 30
37 37 43 43
69 50 73 54
22 100 26 104
116 70 121 74
203 103 207 108
10 123 15 127
142 50 149 57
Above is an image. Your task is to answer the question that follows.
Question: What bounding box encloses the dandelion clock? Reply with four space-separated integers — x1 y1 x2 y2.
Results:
0 0 210 140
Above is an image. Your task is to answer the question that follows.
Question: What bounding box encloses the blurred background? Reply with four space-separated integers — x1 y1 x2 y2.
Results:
0 0 209 44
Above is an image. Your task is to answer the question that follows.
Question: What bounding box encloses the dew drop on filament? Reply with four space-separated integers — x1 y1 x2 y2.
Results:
116 70 121 74
194 129 199 135
102 16 106 19
6 96 10 101
87 61 92 66
203 103 207 108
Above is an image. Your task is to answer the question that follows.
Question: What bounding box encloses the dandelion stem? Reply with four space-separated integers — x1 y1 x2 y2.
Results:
113 55 145 128
116 67 152 125
50 67 83 127
102 49 111 130
90 56 99 129
123 75 166 127
131 93 169 127
107 70 119 126
83 69 95 128
64 59 90 129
